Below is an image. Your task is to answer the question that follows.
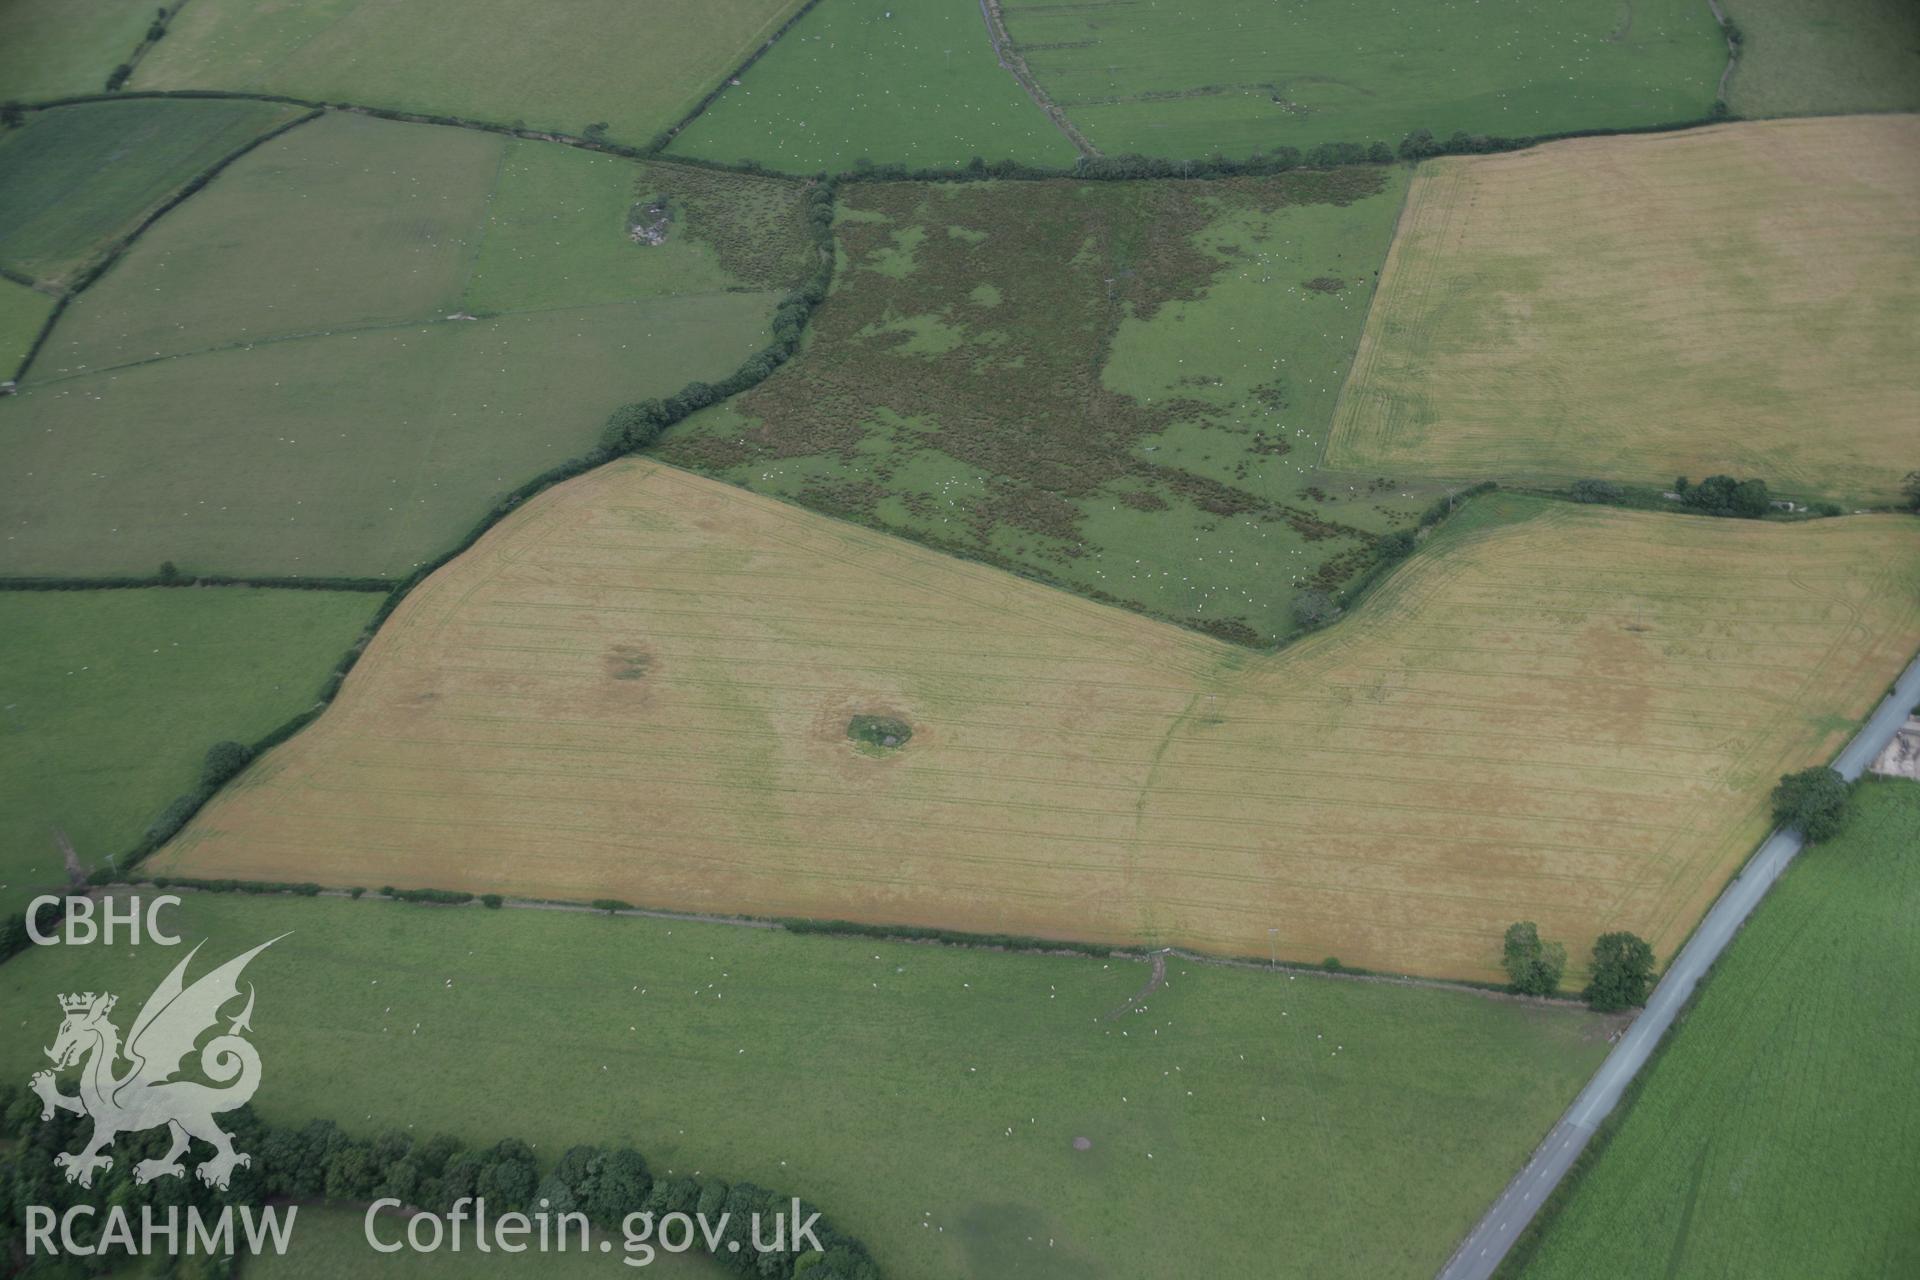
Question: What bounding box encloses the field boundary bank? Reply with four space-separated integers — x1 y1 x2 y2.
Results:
0 574 393 592
18 878 1589 1011
106 0 192 93
651 0 832 152
5 103 323 384
1102 951 1167 1018
1439 651 1920 1280
1706 0 1741 104
24 293 714 391
978 0 1100 157
11 88 1748 183
1416 477 1888 517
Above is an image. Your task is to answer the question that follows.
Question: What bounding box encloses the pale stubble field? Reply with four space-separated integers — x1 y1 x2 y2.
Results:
155 461 1920 982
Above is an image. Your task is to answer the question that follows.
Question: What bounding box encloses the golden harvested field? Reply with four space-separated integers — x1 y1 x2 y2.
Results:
1326 116 1920 505
155 462 1920 982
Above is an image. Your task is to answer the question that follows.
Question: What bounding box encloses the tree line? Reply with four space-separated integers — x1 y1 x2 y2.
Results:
6 85 1736 192
0 1093 881 1278
1569 474 1855 519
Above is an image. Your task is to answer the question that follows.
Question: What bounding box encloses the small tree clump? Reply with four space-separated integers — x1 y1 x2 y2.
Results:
847 714 912 750
1679 474 1771 518
602 400 670 453
1770 766 1854 843
144 793 203 847
1375 529 1416 560
1397 129 1438 161
199 740 253 790
1585 932 1656 1011
1502 921 1567 996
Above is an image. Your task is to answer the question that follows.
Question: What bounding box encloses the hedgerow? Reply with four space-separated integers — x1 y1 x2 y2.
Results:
0 1097 881 1278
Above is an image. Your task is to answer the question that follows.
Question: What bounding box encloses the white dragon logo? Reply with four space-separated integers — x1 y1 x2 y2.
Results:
28 936 283 1190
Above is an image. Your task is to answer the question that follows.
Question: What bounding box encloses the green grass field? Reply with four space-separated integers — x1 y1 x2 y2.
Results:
0 276 53 375
0 0 154 101
0 98 305 289
245 1205 729 1278
1724 0 1920 117
132 0 807 148
0 892 1612 1279
1001 0 1726 159
2 297 777 579
662 169 1434 644
36 111 502 367
465 143 819 313
42 114 813 367
669 0 1081 173
0 588 380 923
1518 780 1920 1278
1 112 811 578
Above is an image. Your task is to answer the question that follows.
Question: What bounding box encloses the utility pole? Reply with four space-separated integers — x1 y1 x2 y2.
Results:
1268 927 1278 972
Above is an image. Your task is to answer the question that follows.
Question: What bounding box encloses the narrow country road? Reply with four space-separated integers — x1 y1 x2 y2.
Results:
1436 648 1920 1280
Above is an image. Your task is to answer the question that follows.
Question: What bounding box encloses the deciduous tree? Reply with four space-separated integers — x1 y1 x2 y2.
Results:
1502 921 1567 996
1771 766 1854 843
1585 932 1655 1011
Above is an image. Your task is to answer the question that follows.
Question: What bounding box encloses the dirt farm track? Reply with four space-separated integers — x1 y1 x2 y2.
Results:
154 460 1920 983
